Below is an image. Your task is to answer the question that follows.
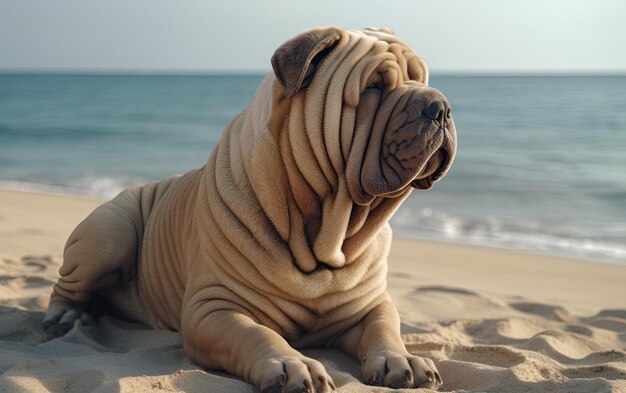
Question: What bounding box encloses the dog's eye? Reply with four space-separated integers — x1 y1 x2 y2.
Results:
366 82 381 90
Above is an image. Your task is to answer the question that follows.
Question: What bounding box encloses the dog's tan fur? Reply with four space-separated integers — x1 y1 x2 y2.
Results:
45 26 456 392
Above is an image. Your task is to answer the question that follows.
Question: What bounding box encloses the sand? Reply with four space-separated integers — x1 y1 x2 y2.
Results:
0 189 625 392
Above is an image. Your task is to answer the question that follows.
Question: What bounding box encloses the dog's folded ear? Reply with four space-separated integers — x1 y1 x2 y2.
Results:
271 26 343 98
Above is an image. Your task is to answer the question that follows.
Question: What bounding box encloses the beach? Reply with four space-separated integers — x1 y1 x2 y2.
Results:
2 1 625 390
1 189 624 392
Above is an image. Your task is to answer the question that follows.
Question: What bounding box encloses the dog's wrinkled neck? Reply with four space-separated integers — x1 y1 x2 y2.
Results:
244 62 428 273
244 76 415 273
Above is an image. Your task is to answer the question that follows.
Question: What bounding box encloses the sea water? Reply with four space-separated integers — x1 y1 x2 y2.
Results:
1 74 625 264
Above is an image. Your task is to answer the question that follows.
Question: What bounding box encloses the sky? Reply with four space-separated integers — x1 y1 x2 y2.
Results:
1 0 625 74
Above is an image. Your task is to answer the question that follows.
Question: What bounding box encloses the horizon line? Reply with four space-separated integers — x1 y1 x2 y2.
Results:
1 68 626 77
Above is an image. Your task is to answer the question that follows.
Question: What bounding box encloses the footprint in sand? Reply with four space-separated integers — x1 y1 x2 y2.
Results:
561 363 626 381
463 317 553 344
563 324 594 337
446 345 526 368
510 302 574 322
518 330 626 366
21 255 58 272
583 309 626 333
0 255 58 274
0 275 55 290
415 285 480 296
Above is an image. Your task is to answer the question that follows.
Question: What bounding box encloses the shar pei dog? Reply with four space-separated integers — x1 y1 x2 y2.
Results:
44 26 457 392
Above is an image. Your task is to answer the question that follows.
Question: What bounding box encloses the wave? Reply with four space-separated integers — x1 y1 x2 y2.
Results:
0 176 147 199
391 207 626 265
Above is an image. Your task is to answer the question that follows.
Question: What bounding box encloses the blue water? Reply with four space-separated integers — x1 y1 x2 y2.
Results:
1 74 625 263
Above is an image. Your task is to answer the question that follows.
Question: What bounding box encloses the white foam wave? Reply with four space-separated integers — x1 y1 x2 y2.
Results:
392 207 626 265
0 176 147 199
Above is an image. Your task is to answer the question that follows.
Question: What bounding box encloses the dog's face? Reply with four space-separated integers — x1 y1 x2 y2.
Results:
272 26 457 206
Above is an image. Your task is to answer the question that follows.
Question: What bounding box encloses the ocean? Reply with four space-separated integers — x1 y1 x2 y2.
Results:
1 74 625 264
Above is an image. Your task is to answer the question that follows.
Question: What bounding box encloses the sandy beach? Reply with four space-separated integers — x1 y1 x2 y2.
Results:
0 189 624 392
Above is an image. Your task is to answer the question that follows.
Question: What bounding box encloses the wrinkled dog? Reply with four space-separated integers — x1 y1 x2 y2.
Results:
45 26 457 392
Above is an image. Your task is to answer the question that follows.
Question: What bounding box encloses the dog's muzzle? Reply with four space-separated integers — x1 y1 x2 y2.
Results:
410 98 455 190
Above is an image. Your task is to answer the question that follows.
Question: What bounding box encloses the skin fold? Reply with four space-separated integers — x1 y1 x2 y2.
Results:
44 26 457 392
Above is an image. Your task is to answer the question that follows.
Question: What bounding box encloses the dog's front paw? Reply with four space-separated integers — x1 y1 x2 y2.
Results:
362 350 442 389
257 355 336 393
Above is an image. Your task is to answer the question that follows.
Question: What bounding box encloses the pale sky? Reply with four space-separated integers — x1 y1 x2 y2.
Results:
1 0 624 73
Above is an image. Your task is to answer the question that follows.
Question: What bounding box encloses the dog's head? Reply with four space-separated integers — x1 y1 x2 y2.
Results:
271 26 457 205
242 26 459 268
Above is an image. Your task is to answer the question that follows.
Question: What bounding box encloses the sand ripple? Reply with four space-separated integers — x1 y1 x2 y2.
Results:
0 255 625 392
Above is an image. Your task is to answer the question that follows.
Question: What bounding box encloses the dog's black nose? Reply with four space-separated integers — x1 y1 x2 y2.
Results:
423 100 451 122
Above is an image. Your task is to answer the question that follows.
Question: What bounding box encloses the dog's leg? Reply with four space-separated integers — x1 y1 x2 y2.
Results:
335 297 442 389
43 201 139 334
181 299 336 393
